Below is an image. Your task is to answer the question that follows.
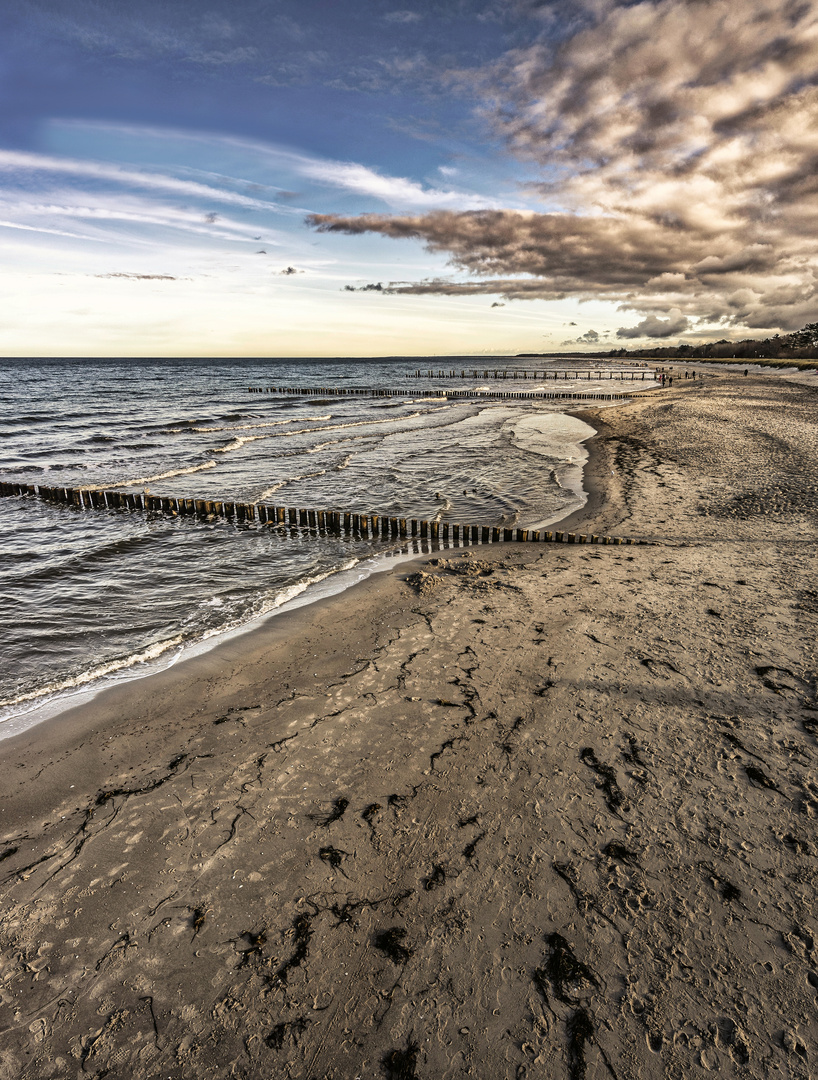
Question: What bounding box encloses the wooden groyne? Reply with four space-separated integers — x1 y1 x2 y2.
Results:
248 385 652 402
0 481 640 546
410 368 655 380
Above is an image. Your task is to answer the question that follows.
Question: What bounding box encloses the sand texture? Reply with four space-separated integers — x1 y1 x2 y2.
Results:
0 372 816 1078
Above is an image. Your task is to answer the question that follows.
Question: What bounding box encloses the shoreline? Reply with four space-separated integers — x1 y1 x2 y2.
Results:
0 402 606 744
1 371 816 1078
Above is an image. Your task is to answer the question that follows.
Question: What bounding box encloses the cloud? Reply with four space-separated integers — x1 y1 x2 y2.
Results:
0 150 289 214
616 309 690 339
96 273 178 280
297 159 498 210
0 219 106 241
561 327 602 345
383 10 424 23
186 46 257 66
48 122 498 213
0 189 284 250
308 0 818 333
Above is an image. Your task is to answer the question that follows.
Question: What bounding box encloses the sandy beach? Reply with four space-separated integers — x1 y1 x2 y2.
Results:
0 371 816 1079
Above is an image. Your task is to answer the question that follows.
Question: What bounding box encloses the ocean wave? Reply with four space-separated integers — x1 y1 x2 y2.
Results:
257 468 328 499
0 633 186 710
186 415 332 433
208 411 429 455
94 460 218 488
431 495 453 522
0 557 361 719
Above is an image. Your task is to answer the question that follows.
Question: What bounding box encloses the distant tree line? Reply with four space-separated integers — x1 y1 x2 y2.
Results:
602 322 818 360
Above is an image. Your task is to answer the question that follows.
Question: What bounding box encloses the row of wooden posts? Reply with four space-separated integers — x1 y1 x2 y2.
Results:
0 480 638 546
412 369 654 380
247 386 645 402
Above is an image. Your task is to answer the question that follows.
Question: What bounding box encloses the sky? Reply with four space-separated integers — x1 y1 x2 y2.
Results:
2 0 817 356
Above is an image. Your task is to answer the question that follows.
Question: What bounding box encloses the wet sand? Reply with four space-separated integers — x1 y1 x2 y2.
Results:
0 372 816 1079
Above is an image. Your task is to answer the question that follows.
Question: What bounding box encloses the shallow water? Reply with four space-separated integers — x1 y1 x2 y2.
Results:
0 356 646 728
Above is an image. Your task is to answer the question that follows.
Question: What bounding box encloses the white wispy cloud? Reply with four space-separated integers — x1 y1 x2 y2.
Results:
47 120 503 212
0 150 290 213
0 219 107 241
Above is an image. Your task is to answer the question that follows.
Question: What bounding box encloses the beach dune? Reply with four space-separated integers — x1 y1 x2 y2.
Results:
0 372 816 1079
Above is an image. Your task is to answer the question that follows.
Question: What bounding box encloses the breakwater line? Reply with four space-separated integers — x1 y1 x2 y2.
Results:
248 385 653 401
0 481 640 546
410 368 655 380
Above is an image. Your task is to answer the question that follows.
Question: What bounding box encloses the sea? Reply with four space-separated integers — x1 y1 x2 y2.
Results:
0 356 649 738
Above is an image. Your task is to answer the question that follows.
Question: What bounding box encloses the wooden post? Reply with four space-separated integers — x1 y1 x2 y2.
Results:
343 512 351 533
399 518 407 536
555 531 564 542
504 528 513 541
471 525 479 543
431 521 439 539
491 527 500 542
452 524 460 542
288 508 297 524
515 528 524 541
420 520 428 538
567 532 575 543
482 525 489 542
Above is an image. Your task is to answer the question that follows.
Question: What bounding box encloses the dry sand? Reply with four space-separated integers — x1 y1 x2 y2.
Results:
0 371 816 1079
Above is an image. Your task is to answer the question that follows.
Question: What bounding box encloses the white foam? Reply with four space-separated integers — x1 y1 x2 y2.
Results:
101 459 218 488
0 633 186 711
506 411 597 527
189 415 332 432
0 554 386 740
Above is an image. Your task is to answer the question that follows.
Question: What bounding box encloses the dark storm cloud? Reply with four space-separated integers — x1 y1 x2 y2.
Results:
310 0 818 334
